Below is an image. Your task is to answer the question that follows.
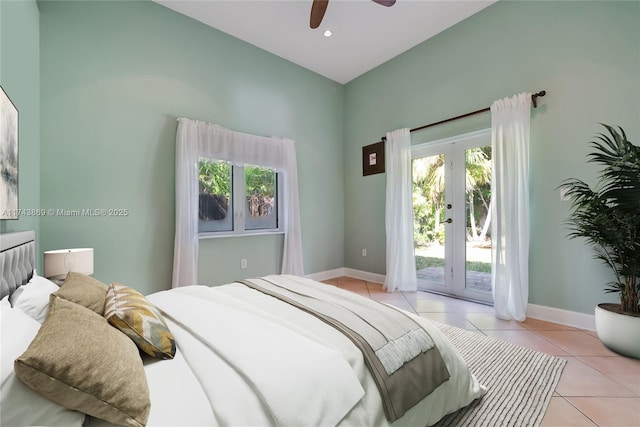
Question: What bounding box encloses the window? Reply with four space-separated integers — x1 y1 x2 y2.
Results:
174 118 304 286
198 157 281 236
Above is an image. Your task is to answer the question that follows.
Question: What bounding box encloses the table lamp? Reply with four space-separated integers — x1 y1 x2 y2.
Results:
44 248 94 284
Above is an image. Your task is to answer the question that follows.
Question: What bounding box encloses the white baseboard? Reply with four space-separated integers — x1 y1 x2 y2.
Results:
305 268 346 282
343 268 386 284
306 267 596 331
306 267 386 284
527 303 595 331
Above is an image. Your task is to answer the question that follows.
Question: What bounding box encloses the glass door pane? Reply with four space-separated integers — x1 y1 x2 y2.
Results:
463 145 492 298
413 153 449 293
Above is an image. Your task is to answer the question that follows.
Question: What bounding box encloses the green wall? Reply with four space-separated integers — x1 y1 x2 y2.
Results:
344 0 640 314
0 0 41 267
38 0 345 294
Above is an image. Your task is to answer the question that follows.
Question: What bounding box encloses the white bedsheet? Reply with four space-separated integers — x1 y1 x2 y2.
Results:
86 276 486 427
150 288 365 426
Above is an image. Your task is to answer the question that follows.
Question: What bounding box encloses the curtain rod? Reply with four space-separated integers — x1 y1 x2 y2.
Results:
380 90 546 142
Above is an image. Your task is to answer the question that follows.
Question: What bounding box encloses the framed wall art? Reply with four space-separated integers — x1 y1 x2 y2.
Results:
1 86 18 219
362 141 385 176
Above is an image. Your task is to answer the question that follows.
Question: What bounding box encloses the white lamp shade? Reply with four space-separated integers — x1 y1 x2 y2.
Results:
44 248 94 280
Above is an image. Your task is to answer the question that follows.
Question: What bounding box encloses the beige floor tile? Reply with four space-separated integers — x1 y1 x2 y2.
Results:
411 298 458 312
365 282 385 292
332 280 367 291
404 291 441 301
400 292 421 305
412 290 449 300
577 356 640 395
337 284 369 293
321 278 338 286
566 397 640 427
555 357 637 397
540 397 597 426
483 330 570 356
409 289 493 307
411 297 493 313
537 331 620 357
466 312 527 330
417 312 481 331
369 292 408 303
522 317 579 331
380 300 417 313
452 299 494 313
336 276 367 287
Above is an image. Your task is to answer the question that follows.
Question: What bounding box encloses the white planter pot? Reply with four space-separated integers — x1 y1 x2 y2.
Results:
595 304 640 359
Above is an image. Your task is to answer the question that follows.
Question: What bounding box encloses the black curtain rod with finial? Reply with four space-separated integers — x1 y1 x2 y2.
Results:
380 90 546 142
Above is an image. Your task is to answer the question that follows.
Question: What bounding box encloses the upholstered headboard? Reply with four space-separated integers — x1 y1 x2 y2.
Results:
0 230 35 299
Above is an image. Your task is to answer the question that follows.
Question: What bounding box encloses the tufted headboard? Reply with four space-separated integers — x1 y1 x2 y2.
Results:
0 230 36 299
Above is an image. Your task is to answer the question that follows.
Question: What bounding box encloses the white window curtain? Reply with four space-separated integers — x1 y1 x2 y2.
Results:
172 118 304 288
490 93 532 321
384 128 417 293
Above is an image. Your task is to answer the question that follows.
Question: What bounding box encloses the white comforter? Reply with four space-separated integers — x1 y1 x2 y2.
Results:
87 276 486 427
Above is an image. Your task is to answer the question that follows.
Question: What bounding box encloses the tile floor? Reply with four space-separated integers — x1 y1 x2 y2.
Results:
322 276 640 427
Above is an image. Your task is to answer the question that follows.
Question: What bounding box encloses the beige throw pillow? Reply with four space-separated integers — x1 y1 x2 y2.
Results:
14 296 150 427
53 272 108 315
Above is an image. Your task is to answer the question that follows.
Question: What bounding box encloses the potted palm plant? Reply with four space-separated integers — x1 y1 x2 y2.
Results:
560 124 639 359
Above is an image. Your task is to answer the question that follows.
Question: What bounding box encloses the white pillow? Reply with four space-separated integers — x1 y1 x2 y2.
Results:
0 298 85 426
10 275 59 323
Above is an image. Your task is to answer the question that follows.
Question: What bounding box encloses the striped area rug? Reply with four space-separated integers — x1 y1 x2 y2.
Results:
433 323 567 427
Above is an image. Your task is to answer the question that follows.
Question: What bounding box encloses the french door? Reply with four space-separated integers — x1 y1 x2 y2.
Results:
412 130 493 303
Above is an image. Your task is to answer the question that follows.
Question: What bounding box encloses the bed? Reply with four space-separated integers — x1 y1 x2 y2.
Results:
1 230 486 427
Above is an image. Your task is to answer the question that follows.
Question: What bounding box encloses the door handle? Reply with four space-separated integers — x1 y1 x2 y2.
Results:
445 218 453 224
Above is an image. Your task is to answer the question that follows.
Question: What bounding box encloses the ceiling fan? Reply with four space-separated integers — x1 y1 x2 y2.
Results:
310 0 397 29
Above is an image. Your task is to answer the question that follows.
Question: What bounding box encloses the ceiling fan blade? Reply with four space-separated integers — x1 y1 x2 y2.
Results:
372 0 396 6
310 0 329 29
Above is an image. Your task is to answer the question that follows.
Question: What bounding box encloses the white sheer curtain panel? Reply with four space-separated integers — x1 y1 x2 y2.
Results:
384 128 418 293
172 118 304 288
490 92 532 321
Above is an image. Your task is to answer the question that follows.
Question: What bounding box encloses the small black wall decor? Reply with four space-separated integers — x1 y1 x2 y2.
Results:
362 141 385 176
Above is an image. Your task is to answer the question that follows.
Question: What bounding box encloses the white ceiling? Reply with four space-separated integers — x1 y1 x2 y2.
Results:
155 0 497 84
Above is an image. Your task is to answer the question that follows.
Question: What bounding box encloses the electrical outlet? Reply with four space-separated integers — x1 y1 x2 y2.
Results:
362 248 367 257
241 259 247 269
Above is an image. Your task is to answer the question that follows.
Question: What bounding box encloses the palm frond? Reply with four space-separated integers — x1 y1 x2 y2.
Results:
560 124 639 315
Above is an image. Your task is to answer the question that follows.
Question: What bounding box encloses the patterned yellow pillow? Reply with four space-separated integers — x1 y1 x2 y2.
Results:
104 283 176 359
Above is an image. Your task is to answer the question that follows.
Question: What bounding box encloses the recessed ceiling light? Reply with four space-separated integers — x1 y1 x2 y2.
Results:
323 29 332 37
